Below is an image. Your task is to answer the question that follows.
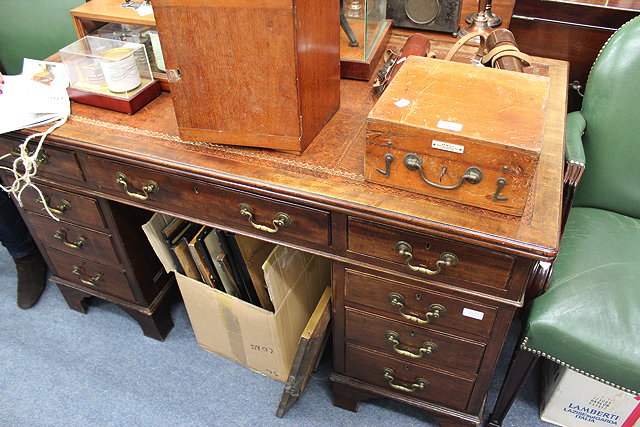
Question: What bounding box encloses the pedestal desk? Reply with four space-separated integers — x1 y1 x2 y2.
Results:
0 43 567 425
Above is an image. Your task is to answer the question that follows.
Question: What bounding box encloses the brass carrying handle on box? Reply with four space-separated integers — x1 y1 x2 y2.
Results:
388 292 446 324
396 241 458 276
71 265 103 286
383 368 429 393
403 153 483 190
115 172 159 201
239 203 291 234
37 197 71 215
385 330 437 359
54 229 86 249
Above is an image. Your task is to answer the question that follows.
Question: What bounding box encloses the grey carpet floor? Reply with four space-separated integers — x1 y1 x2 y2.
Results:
0 246 551 426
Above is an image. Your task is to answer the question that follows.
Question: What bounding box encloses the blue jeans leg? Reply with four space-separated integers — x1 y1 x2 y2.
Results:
0 191 36 259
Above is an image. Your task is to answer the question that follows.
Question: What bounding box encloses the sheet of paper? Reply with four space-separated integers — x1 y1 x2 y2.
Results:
0 59 70 135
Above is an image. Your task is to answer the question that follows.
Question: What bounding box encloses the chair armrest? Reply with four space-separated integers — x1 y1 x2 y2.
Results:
561 111 587 233
565 111 586 166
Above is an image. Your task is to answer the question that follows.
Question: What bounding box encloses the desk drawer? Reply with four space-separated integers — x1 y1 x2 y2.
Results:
0 137 85 184
46 247 135 303
24 212 121 267
345 309 485 375
18 183 106 231
84 156 330 249
348 218 514 290
344 269 497 338
345 344 474 411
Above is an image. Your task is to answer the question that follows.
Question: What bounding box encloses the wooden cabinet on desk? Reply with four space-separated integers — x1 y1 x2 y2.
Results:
0 135 174 341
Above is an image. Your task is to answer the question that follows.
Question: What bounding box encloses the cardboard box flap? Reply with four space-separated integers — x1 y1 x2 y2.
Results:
368 56 550 153
263 246 314 312
141 213 178 273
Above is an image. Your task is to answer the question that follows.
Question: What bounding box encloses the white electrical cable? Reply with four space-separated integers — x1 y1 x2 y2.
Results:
0 116 69 221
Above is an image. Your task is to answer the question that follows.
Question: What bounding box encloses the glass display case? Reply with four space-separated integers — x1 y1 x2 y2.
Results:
69 0 169 89
60 36 161 114
340 0 392 80
90 23 166 74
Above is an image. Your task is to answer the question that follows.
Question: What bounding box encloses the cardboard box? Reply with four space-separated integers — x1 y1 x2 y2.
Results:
541 360 640 427
365 56 550 216
143 214 331 382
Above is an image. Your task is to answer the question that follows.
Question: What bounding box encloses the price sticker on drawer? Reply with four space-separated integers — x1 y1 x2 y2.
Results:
462 308 485 321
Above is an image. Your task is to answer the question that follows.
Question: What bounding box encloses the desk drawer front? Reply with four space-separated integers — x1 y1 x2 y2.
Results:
18 183 106 231
345 309 485 375
24 213 121 267
46 247 135 303
345 344 474 411
84 157 330 248
344 269 497 338
348 218 514 290
0 137 85 184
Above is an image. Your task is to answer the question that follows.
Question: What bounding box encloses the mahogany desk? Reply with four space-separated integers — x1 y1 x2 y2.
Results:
0 46 567 425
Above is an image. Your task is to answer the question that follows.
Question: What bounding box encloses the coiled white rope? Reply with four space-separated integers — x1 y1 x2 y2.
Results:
0 116 68 221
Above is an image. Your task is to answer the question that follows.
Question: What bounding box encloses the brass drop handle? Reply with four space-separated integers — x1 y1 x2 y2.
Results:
54 229 86 249
383 368 429 393
12 146 50 165
396 241 458 276
71 265 103 286
239 203 292 233
37 197 71 215
115 172 159 201
385 331 437 359
388 292 446 324
403 153 482 190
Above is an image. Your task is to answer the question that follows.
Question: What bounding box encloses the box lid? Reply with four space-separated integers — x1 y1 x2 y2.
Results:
368 56 550 155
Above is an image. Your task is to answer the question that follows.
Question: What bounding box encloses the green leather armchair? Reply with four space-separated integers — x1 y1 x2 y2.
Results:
488 15 640 426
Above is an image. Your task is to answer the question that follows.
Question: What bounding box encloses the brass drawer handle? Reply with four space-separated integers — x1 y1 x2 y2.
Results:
388 292 446 324
71 265 103 286
37 197 71 215
12 146 50 165
239 203 291 233
383 368 429 393
403 153 482 190
54 229 86 249
115 172 159 201
396 241 458 276
385 330 437 359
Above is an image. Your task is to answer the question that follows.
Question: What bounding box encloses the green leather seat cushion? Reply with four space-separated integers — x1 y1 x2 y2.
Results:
523 207 640 394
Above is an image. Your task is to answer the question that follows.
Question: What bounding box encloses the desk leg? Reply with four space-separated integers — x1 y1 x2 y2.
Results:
432 414 478 427
118 296 174 342
57 283 90 314
331 382 376 412
56 282 175 342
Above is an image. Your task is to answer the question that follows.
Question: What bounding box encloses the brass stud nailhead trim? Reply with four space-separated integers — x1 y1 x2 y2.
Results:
520 337 639 396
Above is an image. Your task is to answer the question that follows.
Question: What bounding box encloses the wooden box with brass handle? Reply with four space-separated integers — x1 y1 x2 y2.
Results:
365 56 550 216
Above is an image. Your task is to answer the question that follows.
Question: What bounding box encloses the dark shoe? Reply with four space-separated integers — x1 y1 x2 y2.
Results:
15 248 47 309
